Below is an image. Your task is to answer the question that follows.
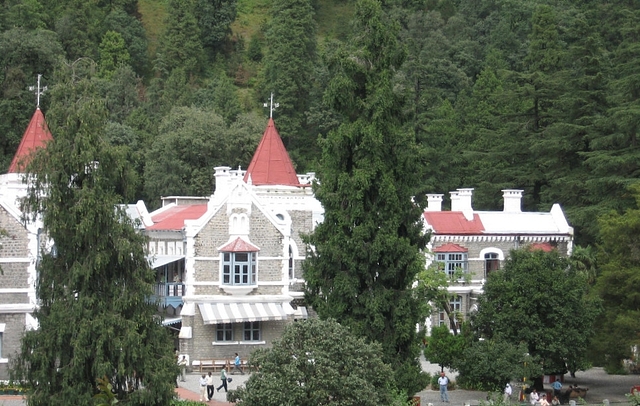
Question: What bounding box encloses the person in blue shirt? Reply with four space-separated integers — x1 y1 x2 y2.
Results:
552 380 563 399
233 352 245 375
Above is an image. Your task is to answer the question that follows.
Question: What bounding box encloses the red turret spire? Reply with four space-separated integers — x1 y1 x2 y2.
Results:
243 118 300 186
8 108 52 173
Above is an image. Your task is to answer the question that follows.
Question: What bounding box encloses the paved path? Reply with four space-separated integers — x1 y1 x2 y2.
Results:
176 370 249 404
416 356 640 405
2 361 639 405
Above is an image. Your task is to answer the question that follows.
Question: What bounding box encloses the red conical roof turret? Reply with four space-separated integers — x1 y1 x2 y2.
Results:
8 108 52 173
243 118 300 186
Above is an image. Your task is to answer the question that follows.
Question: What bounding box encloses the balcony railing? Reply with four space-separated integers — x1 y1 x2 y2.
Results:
153 282 184 308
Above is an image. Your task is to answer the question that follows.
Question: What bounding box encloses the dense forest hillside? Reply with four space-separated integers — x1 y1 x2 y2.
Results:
1 0 639 245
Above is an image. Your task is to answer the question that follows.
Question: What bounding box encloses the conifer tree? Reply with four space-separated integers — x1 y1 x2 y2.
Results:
261 0 317 167
303 0 429 396
11 61 177 405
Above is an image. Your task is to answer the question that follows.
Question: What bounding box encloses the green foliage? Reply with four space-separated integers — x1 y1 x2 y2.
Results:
98 30 130 79
260 0 317 168
455 339 538 391
229 318 407 406
591 184 640 372
144 107 263 204
10 61 177 406
471 249 601 377
196 0 238 54
156 0 204 76
93 376 119 405
304 0 429 396
424 325 465 371
0 27 63 170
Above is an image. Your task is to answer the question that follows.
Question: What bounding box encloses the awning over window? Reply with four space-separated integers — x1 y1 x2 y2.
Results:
149 255 185 269
162 317 182 326
293 306 308 320
198 302 288 324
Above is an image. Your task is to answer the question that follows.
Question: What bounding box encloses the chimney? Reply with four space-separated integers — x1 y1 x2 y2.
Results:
502 189 523 212
451 188 473 212
214 166 231 197
426 194 444 211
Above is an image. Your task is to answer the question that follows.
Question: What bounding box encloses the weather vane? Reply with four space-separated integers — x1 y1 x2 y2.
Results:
28 74 47 108
263 93 279 118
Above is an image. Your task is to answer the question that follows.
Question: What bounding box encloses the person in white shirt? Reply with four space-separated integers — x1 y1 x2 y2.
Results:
199 374 208 401
206 371 215 400
540 394 550 406
530 389 540 406
438 372 449 403
504 383 513 403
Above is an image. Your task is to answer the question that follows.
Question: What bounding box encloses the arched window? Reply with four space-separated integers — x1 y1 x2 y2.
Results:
485 252 500 277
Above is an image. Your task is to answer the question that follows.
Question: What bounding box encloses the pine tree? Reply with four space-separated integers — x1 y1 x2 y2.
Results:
260 0 317 168
303 0 429 396
11 63 177 405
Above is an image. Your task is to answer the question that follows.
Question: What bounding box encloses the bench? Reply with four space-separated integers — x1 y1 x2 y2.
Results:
197 359 230 372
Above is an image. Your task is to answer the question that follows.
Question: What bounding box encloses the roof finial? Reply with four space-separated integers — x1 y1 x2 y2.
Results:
28 74 47 108
263 93 279 118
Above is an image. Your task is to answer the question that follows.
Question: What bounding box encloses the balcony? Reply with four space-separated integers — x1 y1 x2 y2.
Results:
153 282 185 308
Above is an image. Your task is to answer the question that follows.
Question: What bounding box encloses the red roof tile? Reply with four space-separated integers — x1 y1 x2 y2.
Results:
8 108 52 173
528 242 555 252
433 243 468 253
243 118 301 186
423 211 485 234
219 237 260 252
148 204 208 230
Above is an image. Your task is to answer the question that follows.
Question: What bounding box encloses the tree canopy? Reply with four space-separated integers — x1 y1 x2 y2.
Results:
590 184 640 373
10 61 177 405
229 318 405 406
471 248 601 379
303 0 429 396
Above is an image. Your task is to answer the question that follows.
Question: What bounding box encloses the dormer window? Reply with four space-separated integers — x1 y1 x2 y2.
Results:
222 252 256 285
219 238 260 286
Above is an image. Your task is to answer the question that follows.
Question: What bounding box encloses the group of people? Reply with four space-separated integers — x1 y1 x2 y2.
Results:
527 388 561 406
175 351 246 401
198 369 230 402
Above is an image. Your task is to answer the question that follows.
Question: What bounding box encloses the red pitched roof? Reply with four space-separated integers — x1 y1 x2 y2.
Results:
528 242 555 252
433 243 468 253
243 118 301 186
423 211 485 234
8 108 52 173
219 237 260 252
148 204 208 230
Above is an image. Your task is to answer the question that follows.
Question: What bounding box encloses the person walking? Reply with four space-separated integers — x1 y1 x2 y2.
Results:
216 367 228 393
233 352 245 375
504 383 513 403
206 371 215 400
199 374 208 402
438 372 449 403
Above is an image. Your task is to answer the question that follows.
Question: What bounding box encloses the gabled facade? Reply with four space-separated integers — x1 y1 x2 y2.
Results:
138 118 322 362
423 188 573 332
0 108 50 379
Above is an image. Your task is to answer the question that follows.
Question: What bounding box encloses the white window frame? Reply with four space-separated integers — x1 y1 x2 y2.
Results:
243 321 261 341
222 252 256 285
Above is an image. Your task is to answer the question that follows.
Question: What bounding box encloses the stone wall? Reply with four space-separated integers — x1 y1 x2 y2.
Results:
0 313 26 380
0 207 31 380
186 307 286 361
